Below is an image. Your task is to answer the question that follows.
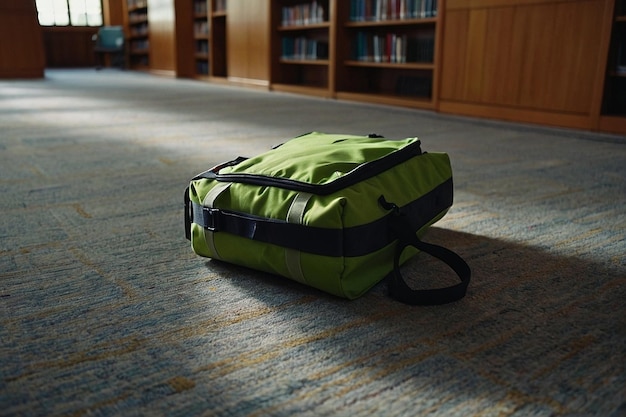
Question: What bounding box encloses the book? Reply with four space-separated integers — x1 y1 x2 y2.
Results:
282 37 328 60
349 0 437 21
281 1 325 26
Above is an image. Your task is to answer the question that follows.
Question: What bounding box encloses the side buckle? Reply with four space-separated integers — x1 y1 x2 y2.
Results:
203 207 221 232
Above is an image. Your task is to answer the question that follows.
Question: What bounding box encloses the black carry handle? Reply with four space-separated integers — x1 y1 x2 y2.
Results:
184 187 192 240
381 196 471 305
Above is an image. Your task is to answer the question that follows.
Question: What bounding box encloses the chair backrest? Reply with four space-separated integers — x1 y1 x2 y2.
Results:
97 26 124 49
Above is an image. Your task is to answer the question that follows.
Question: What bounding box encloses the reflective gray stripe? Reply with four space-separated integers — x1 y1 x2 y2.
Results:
285 192 312 284
287 192 311 223
202 182 231 260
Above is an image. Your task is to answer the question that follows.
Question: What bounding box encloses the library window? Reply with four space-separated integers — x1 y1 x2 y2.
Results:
35 0 103 26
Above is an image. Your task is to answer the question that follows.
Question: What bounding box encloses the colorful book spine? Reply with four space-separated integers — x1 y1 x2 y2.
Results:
350 0 437 21
282 37 329 60
281 1 326 26
353 32 433 63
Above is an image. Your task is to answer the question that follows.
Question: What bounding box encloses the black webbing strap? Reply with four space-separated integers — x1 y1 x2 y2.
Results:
185 179 454 258
191 200 344 256
383 200 471 305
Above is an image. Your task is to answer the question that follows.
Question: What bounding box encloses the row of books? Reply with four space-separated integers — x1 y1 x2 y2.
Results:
281 37 329 60
196 39 209 54
196 61 209 75
128 12 148 24
194 21 209 36
350 0 437 21
129 23 149 37
127 0 147 10
194 0 208 15
130 55 149 66
214 0 227 12
194 0 226 15
281 1 326 26
130 39 149 52
353 32 434 63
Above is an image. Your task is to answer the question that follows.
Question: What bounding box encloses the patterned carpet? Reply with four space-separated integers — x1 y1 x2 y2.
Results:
1 69 624 416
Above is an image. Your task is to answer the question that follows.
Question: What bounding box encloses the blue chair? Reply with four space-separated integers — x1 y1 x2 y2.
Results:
92 26 126 69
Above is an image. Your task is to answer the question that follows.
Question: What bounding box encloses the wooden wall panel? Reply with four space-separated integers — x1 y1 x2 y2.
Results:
227 0 270 85
440 10 469 103
148 0 176 75
0 0 45 78
103 0 125 26
42 27 98 68
440 0 611 128
464 9 488 102
246 1 270 82
481 7 521 106
174 1 194 78
227 0 247 80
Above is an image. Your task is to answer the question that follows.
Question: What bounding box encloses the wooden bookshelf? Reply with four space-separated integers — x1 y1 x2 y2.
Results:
210 0 228 79
599 0 626 134
114 0 623 135
192 0 210 77
334 2 441 109
270 0 334 97
125 0 149 69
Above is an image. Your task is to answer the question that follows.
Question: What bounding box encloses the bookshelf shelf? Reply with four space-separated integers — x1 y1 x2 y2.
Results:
191 0 210 76
209 0 227 79
278 22 331 31
335 91 434 110
132 0 619 135
335 0 439 106
344 17 437 27
272 83 333 98
270 0 333 95
125 0 149 69
344 60 434 70
280 58 330 65
267 0 441 104
600 0 626 132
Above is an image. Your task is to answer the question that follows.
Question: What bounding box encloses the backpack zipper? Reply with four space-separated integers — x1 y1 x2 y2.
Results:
195 139 422 196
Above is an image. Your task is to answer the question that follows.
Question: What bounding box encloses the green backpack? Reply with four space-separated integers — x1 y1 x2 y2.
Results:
184 132 470 305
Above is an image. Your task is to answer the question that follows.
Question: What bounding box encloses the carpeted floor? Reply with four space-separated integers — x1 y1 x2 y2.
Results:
1 69 624 416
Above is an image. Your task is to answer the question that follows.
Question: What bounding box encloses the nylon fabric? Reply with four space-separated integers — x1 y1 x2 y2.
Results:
186 132 456 300
221 134 420 187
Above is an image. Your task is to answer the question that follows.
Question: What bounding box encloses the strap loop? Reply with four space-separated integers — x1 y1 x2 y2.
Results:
202 183 232 260
285 192 313 284
383 196 471 305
